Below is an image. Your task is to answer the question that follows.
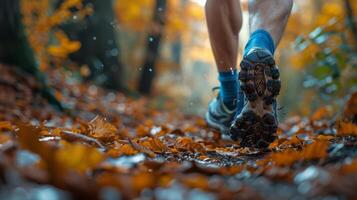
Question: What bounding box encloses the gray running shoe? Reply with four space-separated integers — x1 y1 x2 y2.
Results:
205 95 237 135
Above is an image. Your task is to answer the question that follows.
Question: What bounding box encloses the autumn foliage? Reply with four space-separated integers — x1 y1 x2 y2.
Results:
0 64 357 199
20 0 92 71
0 0 356 199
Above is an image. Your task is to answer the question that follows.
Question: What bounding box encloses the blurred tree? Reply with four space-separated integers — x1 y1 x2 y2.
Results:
0 0 63 110
138 0 167 94
57 0 125 91
344 0 357 45
20 0 91 72
282 0 357 115
115 0 204 94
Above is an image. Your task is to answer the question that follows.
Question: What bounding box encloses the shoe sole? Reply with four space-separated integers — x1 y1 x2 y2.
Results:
230 49 280 148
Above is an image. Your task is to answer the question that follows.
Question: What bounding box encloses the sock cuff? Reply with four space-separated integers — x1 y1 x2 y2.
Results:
253 29 275 46
218 70 238 82
245 29 276 55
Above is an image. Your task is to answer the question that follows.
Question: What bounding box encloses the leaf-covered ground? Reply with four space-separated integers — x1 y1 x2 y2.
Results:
0 64 356 200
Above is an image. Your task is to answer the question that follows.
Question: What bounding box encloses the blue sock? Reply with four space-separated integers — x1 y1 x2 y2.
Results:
243 29 275 56
218 70 238 110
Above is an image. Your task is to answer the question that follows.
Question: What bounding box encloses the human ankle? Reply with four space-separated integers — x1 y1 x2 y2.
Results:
218 70 238 110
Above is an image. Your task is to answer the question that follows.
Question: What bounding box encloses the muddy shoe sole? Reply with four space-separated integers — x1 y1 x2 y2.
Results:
230 48 281 148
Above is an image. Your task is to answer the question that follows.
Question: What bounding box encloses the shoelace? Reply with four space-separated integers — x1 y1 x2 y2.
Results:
211 86 220 92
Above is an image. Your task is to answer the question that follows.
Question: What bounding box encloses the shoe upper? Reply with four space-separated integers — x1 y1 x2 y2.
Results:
206 94 237 134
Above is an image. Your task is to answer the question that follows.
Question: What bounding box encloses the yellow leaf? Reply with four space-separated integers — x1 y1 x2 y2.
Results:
0 121 12 131
55 142 104 173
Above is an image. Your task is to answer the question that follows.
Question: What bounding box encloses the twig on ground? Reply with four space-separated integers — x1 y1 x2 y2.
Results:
60 130 105 149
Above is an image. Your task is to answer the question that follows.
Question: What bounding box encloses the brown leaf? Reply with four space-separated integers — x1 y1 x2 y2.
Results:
87 116 117 141
344 92 357 118
135 124 150 137
340 160 357 174
267 141 329 167
132 172 156 191
175 137 206 153
129 139 156 157
17 124 53 161
337 122 357 136
109 144 138 157
0 121 13 131
311 107 331 121
140 137 168 153
181 174 209 190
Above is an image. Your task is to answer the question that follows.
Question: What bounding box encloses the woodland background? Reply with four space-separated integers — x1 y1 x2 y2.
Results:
0 0 356 199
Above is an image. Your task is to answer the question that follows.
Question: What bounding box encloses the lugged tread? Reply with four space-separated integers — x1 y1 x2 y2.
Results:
230 48 281 148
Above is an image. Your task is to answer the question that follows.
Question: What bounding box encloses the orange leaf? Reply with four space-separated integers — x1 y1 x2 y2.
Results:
175 137 205 153
268 141 329 167
316 135 335 141
181 174 209 190
115 144 138 157
87 116 118 141
311 107 331 121
338 122 357 136
141 137 168 153
340 160 357 174
55 142 105 173
130 139 156 158
0 121 13 131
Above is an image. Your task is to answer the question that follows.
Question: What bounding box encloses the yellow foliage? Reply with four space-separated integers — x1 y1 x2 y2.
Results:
48 30 81 59
290 43 320 70
55 142 105 173
114 0 154 31
20 0 92 70
284 0 349 70
114 0 204 39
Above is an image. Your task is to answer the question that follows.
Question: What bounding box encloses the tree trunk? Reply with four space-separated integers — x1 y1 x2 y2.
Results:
59 0 125 91
138 0 167 95
0 0 63 110
344 0 357 48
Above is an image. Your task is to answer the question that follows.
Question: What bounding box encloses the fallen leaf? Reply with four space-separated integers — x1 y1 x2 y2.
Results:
0 121 12 131
175 137 206 153
340 160 357 174
337 122 357 136
344 92 357 118
311 107 331 121
55 142 105 173
268 141 329 166
87 116 118 141
129 139 156 157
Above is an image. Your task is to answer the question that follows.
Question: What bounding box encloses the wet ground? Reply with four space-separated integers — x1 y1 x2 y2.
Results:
0 64 356 200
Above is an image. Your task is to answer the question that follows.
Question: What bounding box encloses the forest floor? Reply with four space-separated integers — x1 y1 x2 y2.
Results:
0 64 356 200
